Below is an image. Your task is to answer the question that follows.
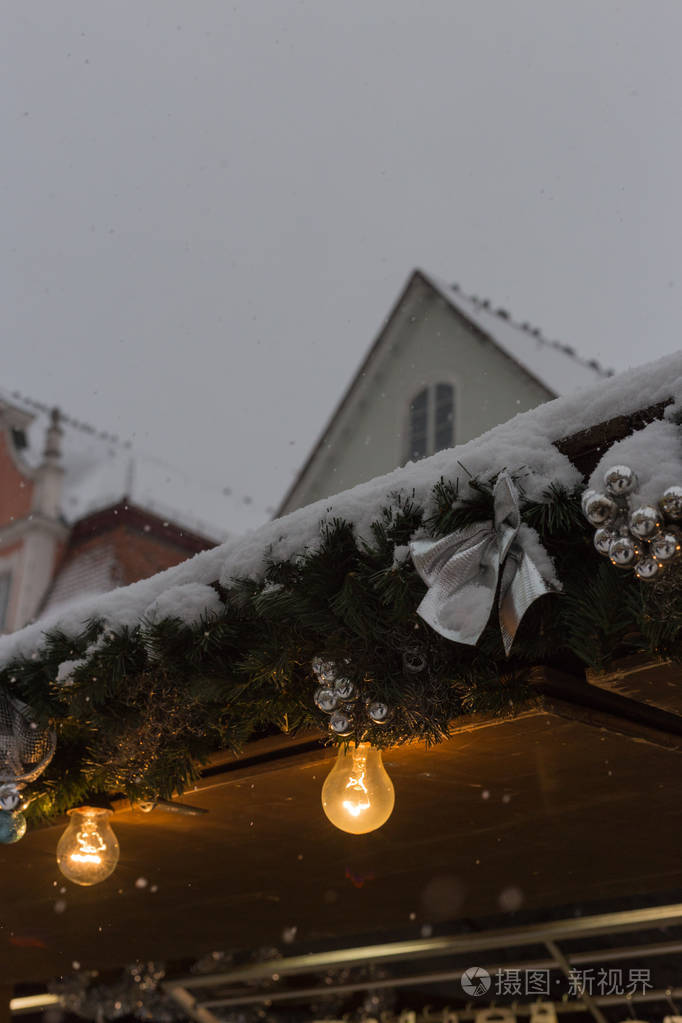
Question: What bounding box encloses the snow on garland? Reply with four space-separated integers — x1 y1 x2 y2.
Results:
3 353 682 820
0 468 677 821
3 349 682 676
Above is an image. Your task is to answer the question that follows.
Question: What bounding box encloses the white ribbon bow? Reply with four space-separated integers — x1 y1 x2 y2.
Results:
410 471 559 655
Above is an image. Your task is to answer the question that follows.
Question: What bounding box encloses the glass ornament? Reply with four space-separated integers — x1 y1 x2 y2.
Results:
634 556 663 582
0 810 26 844
333 678 357 702
328 709 353 736
629 505 661 539
650 528 682 563
57 807 120 886
368 700 391 724
321 742 395 835
314 686 339 714
609 535 639 568
311 658 336 682
584 493 618 527
661 486 682 521
604 465 638 497
581 488 597 513
593 527 619 556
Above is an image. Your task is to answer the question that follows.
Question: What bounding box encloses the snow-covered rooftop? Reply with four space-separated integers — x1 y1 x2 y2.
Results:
2 391 254 542
422 271 611 396
0 348 679 669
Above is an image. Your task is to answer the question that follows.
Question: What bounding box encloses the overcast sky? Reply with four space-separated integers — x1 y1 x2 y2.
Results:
3 1 681 532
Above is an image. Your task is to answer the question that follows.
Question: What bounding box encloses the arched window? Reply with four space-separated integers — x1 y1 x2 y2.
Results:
407 383 455 461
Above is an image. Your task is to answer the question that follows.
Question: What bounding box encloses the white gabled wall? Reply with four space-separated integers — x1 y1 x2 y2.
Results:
282 276 554 513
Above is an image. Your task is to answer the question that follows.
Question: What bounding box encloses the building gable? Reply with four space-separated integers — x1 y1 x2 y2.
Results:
2 390 242 542
277 270 606 516
0 393 227 631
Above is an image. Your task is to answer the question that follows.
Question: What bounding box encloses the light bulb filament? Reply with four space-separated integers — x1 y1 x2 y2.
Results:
347 770 368 795
342 766 371 817
71 820 107 864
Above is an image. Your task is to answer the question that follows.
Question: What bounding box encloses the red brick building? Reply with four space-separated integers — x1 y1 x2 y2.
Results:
0 393 234 633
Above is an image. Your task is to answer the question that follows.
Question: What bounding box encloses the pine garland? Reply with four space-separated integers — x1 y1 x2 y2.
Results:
2 471 676 820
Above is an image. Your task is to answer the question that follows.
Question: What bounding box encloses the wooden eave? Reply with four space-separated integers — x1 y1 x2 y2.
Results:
3 398 682 986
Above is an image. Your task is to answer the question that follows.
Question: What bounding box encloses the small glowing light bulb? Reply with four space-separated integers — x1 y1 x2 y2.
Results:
321 742 395 835
56 807 120 886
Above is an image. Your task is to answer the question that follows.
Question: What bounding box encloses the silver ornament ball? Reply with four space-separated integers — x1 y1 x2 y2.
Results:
604 465 638 497
581 488 598 513
333 677 357 702
0 810 26 844
329 709 353 736
311 657 336 682
629 505 661 539
314 686 339 714
609 535 639 568
661 486 682 521
650 528 682 563
584 493 618 527
593 527 619 556
634 556 663 582
368 701 391 725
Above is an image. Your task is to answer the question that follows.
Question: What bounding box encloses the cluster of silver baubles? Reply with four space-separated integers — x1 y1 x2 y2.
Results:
312 657 391 735
582 466 682 581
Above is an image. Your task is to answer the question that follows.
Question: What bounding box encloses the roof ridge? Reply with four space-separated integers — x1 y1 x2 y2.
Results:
8 390 132 447
446 281 613 378
6 389 271 523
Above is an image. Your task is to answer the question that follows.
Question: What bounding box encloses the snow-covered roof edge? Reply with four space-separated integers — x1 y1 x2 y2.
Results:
421 271 611 394
0 390 259 541
1 348 681 669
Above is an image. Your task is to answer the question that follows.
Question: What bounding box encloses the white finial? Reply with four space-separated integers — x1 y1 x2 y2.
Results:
43 407 63 461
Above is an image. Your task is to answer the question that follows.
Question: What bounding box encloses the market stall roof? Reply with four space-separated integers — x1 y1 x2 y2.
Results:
2 660 682 986
0 350 680 668
2 351 682 989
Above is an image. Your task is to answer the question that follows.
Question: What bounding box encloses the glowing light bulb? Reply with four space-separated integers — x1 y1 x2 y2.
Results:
321 742 395 835
56 807 120 886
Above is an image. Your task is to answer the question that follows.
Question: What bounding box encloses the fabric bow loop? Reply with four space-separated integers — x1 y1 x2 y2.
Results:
409 471 559 655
